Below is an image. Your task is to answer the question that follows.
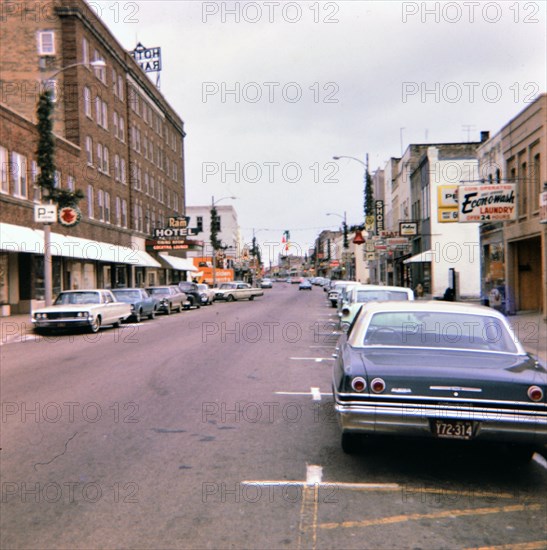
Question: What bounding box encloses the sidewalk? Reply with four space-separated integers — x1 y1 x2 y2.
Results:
1 309 546 362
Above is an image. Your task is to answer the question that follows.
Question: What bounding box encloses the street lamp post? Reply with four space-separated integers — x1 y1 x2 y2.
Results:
38 59 106 306
210 195 236 287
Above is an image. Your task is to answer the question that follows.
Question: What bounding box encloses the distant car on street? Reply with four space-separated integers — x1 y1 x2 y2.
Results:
260 278 273 289
299 279 312 290
146 286 188 314
112 288 159 322
197 283 215 305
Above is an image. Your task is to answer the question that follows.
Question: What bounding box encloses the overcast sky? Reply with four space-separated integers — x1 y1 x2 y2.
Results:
100 0 546 264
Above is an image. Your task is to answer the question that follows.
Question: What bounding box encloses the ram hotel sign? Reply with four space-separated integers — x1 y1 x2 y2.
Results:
458 184 517 222
146 217 200 251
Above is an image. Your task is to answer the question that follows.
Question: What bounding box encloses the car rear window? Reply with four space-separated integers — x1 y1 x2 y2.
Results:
363 311 518 353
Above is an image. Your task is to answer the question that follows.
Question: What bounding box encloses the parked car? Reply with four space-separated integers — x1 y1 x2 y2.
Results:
299 279 312 290
197 283 215 305
339 284 415 328
327 280 356 307
146 286 188 314
214 282 264 302
177 281 202 308
112 288 159 322
332 301 547 461
260 278 273 289
31 289 131 333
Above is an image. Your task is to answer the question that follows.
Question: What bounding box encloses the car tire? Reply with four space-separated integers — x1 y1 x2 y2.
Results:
505 444 535 464
148 308 156 320
89 316 101 333
112 319 122 329
226 294 234 302
249 295 254 301
341 432 359 454
165 303 172 315
134 310 142 323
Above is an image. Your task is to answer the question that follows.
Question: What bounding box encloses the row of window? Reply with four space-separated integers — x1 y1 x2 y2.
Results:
128 85 178 153
86 186 127 227
130 162 180 209
133 199 168 234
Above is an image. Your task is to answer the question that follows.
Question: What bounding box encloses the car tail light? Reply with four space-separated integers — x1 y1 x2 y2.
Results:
351 377 366 392
371 378 386 393
527 386 544 402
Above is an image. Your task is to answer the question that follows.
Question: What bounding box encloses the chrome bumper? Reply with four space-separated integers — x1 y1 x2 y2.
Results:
335 399 547 445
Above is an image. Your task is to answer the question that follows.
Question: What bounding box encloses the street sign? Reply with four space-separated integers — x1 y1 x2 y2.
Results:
34 204 57 223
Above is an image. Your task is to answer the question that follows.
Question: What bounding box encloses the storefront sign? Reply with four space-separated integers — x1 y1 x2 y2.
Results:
437 185 459 223
458 184 517 222
399 222 417 236
375 200 384 232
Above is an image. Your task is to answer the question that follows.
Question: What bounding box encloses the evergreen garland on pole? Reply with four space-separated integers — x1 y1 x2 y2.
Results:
210 206 221 252
36 90 84 208
364 169 374 218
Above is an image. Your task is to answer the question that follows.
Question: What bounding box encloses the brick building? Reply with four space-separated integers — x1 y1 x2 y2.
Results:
0 0 188 313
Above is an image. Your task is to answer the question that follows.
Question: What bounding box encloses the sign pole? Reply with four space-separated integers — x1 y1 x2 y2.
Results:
44 223 52 306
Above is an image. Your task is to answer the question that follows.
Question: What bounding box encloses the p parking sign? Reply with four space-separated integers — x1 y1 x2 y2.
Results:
34 204 57 223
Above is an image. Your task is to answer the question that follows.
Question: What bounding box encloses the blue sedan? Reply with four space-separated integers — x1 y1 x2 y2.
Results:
112 288 159 322
333 301 547 462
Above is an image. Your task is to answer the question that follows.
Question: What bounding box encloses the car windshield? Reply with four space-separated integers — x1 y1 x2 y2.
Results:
219 284 235 289
363 311 518 353
197 285 208 291
113 290 141 302
355 290 410 303
54 292 101 305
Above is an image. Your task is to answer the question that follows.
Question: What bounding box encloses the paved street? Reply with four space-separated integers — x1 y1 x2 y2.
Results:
1 287 546 550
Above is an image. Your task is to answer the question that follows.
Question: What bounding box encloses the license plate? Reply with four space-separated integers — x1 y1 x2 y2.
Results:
432 419 475 440
56 323 66 328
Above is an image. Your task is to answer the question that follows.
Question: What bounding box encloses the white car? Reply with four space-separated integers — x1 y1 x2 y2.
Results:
339 284 415 329
32 289 131 333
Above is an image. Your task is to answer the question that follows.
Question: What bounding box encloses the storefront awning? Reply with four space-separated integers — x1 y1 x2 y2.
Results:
403 250 435 264
159 253 198 272
0 223 161 267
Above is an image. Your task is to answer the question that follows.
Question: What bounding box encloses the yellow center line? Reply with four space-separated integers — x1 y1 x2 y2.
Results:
317 503 542 531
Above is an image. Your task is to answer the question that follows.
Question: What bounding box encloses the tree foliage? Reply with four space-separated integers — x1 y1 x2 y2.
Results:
210 206 221 251
364 169 374 217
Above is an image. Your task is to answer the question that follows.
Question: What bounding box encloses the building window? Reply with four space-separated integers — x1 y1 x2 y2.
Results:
104 191 111 223
120 158 126 185
10 152 28 198
96 143 103 172
114 154 120 182
31 160 41 202
95 97 101 125
0 146 8 194
196 216 203 233
532 154 541 211
93 50 106 83
101 101 108 130
82 37 89 66
121 199 127 227
113 111 118 137
115 197 121 226
144 172 149 195
102 146 109 174
97 189 104 221
85 136 93 165
112 68 118 97
87 185 94 218
84 86 92 118
118 116 125 142
53 170 61 189
67 175 75 191
117 75 124 101
520 160 528 216
38 31 55 55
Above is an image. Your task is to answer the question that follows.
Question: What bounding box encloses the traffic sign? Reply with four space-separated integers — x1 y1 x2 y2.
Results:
34 204 57 224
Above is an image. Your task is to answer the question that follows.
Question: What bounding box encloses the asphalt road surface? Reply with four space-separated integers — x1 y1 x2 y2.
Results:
1 284 546 549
